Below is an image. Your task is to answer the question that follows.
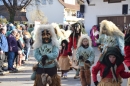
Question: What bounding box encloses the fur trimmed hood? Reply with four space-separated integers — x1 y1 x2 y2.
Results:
100 20 124 38
33 24 59 49
51 23 65 39
51 23 72 41
77 34 92 48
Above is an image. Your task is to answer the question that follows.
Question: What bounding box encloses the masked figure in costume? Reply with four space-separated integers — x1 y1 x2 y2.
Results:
76 34 95 86
90 25 99 47
67 22 83 79
123 28 130 86
92 47 130 86
33 25 61 86
97 20 124 56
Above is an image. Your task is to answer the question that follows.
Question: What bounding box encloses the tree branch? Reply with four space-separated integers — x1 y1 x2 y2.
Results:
17 0 32 10
8 0 13 7
19 0 25 7
24 0 32 8
2 0 11 10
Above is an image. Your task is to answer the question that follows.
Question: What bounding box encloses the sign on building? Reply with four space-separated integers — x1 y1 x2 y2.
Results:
77 11 84 18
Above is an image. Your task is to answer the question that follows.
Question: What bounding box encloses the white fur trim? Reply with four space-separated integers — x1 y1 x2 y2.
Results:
51 23 65 39
77 34 92 48
51 23 72 41
60 29 72 40
33 24 60 49
100 20 124 38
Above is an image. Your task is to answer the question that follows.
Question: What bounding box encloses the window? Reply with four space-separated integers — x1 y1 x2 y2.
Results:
103 0 126 2
64 0 75 5
108 0 121 3
48 0 53 4
42 0 46 5
35 0 41 5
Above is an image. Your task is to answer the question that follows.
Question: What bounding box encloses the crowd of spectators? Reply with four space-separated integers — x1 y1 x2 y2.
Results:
0 23 34 72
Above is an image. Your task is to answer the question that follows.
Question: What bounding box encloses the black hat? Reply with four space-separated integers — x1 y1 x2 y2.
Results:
100 47 124 66
100 47 124 79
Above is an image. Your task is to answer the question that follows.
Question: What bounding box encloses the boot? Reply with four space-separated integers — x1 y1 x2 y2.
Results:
74 68 80 79
61 71 63 77
80 70 87 86
84 69 91 86
0 59 4 72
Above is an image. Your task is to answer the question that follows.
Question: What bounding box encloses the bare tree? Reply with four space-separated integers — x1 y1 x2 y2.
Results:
0 0 32 23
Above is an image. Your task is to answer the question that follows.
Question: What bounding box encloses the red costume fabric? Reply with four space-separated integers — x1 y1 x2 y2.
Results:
124 46 130 67
57 48 69 61
67 36 78 53
92 61 130 82
58 50 68 58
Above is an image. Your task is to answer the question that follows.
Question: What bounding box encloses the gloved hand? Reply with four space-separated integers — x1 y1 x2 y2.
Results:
85 60 90 64
79 56 83 60
68 52 72 56
94 81 99 86
42 55 48 65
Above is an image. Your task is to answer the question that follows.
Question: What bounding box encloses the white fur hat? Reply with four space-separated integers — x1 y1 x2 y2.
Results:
77 34 92 48
33 24 59 49
100 20 124 38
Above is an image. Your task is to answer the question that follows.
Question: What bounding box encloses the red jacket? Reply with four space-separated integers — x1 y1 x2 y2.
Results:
57 49 68 61
92 61 130 82
124 46 130 67
67 36 78 53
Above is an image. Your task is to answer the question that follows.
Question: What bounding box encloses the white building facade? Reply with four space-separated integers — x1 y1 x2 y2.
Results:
26 0 83 24
84 0 130 35
26 0 64 24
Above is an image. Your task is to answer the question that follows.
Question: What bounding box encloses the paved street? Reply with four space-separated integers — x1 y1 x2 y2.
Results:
0 47 129 86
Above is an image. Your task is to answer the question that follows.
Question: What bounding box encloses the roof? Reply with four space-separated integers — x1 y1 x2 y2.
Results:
58 0 80 10
0 5 28 21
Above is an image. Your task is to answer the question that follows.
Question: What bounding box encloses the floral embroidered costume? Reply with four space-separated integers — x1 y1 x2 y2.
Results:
33 25 61 86
76 34 95 86
97 20 124 56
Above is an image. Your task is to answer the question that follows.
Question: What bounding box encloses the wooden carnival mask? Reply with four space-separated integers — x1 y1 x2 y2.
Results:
42 29 51 43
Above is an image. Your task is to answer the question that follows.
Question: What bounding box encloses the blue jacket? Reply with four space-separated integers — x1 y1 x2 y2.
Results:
0 33 8 52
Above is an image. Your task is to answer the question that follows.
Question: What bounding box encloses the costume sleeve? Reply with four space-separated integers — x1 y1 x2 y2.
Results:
92 61 101 82
34 48 42 62
46 46 59 60
73 37 77 49
76 48 80 60
87 48 95 65
96 35 102 44
117 37 124 56
119 63 130 78
67 37 73 53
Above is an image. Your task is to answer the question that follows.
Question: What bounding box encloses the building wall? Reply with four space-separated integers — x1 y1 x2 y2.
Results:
26 0 64 24
84 0 130 35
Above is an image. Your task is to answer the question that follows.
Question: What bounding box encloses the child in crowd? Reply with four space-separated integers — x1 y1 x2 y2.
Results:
58 40 72 79
76 34 95 86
